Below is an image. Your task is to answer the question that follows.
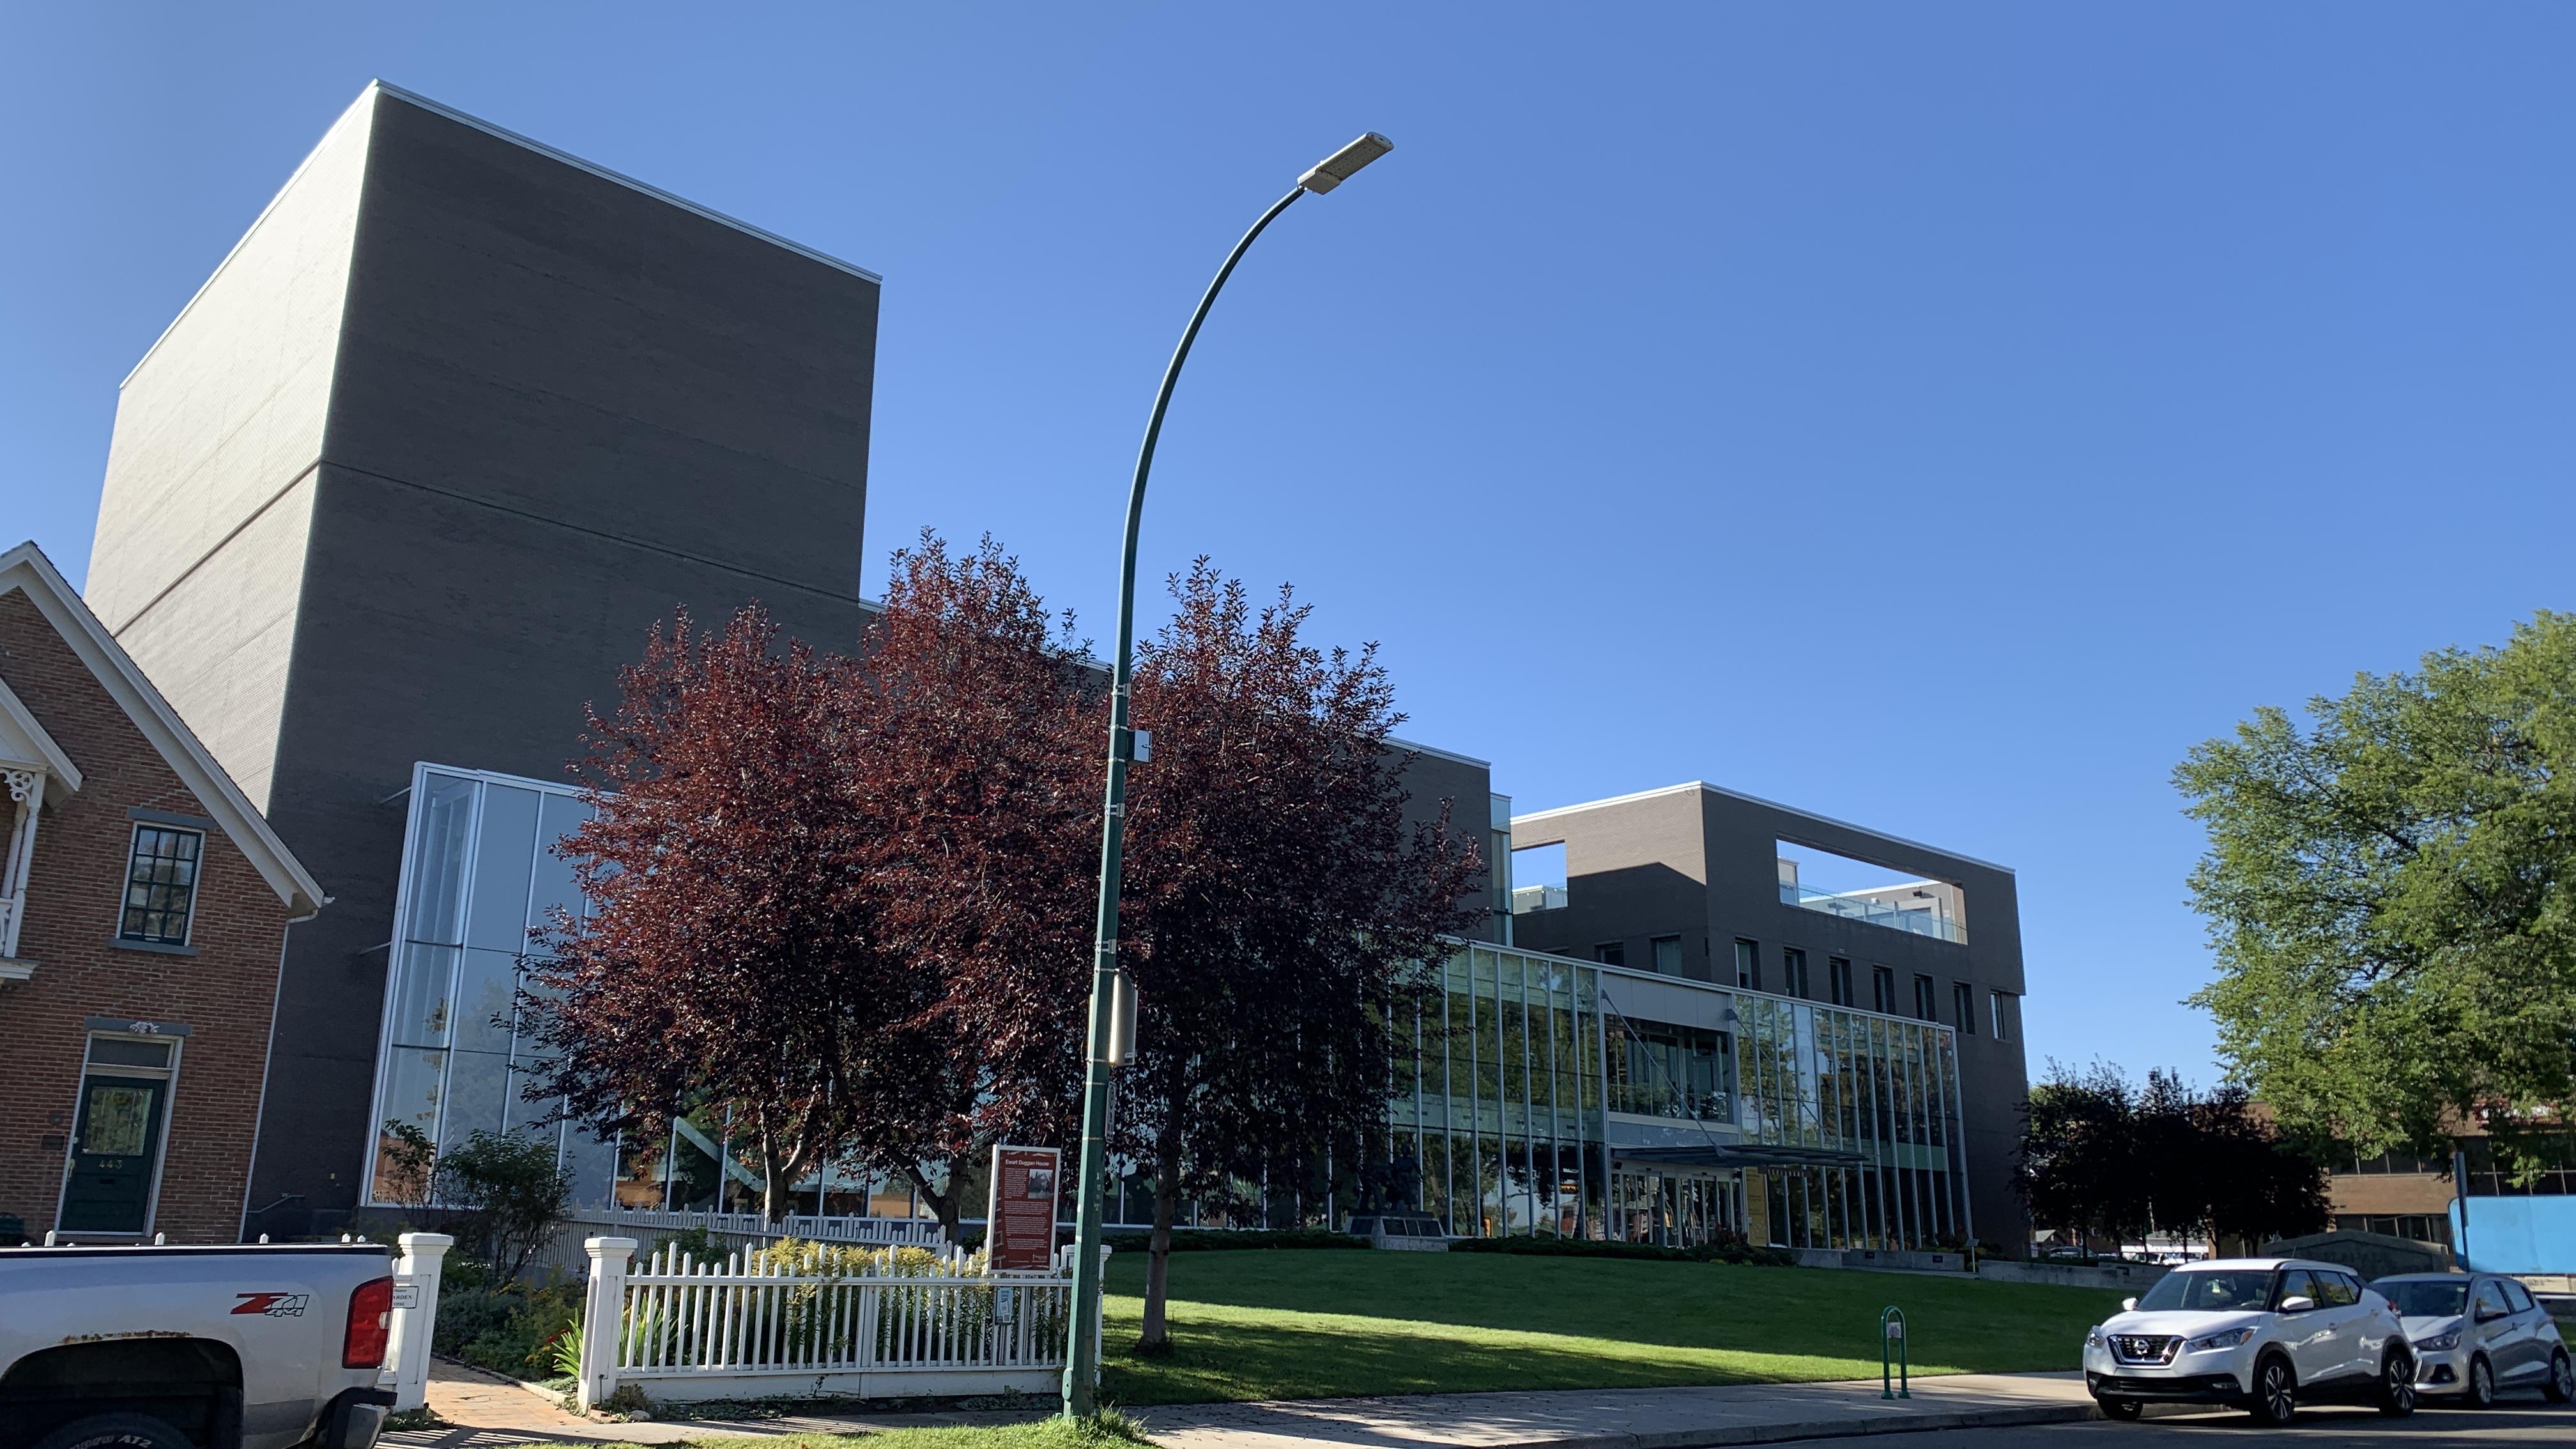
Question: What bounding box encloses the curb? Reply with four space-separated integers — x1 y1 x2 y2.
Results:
1147 1403 2100 1449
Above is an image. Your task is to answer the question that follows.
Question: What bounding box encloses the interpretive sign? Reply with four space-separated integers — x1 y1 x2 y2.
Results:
985 1144 1061 1273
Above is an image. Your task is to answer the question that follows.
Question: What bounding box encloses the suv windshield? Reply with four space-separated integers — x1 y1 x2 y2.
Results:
2135 1268 2276 1314
2372 1279 2468 1318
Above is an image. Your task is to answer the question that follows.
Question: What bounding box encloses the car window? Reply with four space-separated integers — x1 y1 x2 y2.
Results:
2136 1268 2276 1313
2374 1278 2467 1317
2273 1269 2322 1311
2474 1280 2511 1320
2501 1281 2536 1314
2317 1273 2361 1308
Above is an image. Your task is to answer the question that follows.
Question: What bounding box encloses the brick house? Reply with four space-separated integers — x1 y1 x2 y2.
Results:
0 540 324 1243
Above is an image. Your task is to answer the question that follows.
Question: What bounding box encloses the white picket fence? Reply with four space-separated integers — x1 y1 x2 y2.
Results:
576 1236 1101 1407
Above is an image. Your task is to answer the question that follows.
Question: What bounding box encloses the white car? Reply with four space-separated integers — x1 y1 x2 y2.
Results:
2082 1257 2416 1424
2371 1271 2573 1407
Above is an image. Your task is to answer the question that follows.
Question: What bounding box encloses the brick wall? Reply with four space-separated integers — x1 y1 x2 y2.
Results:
0 587 296 1243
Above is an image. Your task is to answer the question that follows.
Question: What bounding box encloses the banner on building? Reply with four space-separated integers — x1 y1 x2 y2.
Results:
985 1144 1061 1273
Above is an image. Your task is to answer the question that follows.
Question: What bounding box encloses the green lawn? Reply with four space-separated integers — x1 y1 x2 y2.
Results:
1098 1250 2121 1404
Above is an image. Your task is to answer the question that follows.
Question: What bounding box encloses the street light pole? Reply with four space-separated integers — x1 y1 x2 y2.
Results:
1062 132 1394 1420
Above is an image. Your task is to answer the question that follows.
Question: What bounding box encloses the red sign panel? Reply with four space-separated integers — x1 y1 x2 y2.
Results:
985 1144 1061 1274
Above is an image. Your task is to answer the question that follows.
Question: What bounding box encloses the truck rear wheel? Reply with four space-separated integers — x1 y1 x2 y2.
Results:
29 1413 196 1449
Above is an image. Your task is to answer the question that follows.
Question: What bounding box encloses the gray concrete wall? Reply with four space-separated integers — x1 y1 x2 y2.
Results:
91 85 883 1238
86 91 379 811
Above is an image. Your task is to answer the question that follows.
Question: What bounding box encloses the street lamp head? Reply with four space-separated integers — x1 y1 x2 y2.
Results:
1298 132 1394 194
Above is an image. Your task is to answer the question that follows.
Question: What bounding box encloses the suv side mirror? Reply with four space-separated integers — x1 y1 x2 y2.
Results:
2120 1297 2137 1312
2279 1294 2316 1314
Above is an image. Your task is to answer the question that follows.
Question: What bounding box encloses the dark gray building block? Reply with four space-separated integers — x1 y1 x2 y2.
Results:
87 83 881 1236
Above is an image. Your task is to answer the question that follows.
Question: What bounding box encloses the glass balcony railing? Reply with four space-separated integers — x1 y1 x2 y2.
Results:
1780 882 1967 945
1607 1082 1734 1124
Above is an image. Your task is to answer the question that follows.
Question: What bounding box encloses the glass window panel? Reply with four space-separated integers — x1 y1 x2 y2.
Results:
87 1037 174 1068
387 942 458 1049
403 773 479 946
561 1120 620 1208
527 792 592 947
452 948 521 1054
466 785 542 953
438 1049 510 1154
370 1047 445 1204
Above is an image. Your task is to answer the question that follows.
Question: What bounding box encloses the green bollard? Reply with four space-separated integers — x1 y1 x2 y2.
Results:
1880 1306 1909 1399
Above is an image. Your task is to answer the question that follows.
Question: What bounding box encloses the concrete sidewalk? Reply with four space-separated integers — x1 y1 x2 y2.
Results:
385 1365 2097 1448
1133 1375 2096 1449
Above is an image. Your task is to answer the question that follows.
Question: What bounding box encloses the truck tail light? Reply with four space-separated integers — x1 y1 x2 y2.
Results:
344 1276 395 1368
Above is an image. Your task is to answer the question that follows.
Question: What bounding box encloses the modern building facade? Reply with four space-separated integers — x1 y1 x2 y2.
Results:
0 542 324 1243
1506 783 2029 1251
84 82 884 1238
82 82 1505 1237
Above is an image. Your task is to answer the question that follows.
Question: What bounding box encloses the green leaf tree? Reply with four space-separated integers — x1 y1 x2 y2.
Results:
2174 611 2576 1162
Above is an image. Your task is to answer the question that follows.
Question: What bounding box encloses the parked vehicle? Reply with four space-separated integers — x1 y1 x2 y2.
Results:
2371 1271 2573 1407
0 1243 397 1449
2082 1257 2415 1424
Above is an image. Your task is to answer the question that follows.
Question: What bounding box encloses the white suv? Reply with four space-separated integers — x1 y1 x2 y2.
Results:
2082 1257 2416 1424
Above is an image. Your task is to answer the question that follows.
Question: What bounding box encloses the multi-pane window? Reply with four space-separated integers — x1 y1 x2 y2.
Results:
119 827 202 945
1734 939 1760 990
1593 941 1626 967
1952 981 1977 1035
1989 989 2012 1041
1828 956 1853 1007
1913 974 1938 1022
1872 965 1897 1014
1781 947 1809 998
1650 934 1682 976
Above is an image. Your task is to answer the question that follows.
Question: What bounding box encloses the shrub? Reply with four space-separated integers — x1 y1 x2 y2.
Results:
1448 1234 1797 1268
435 1130 574 1280
1101 1227 1366 1254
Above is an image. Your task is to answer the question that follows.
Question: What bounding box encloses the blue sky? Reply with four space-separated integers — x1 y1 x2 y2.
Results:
6 5 2573 1085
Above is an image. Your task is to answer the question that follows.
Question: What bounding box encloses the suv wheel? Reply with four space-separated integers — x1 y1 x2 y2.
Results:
2375 1349 2416 1416
29 1414 197 1449
2466 1354 2498 1409
2249 1354 2297 1426
2544 1349 2572 1405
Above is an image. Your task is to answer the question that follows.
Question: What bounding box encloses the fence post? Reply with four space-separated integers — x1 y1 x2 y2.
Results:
385 1232 454 1413
578 1237 638 1413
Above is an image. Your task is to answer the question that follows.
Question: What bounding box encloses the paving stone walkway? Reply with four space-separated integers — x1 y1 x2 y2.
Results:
385 1363 2096 1448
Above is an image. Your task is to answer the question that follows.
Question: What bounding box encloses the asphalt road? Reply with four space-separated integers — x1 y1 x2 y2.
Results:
1794 1400 2575 1446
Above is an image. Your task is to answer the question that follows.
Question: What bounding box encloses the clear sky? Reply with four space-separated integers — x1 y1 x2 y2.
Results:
7 5 2573 1087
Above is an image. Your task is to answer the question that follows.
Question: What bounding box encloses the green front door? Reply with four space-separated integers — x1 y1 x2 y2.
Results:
59 1074 167 1234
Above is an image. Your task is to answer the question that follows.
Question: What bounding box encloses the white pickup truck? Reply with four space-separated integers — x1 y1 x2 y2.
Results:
0 1243 399 1449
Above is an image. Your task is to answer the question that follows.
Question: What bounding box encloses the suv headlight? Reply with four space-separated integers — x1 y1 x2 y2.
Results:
2413 1328 2462 1352
2085 1326 2104 1348
2184 1327 2256 1353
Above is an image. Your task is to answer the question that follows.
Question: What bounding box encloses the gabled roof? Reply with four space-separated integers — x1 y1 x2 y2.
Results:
0 540 326 917
0 670 81 791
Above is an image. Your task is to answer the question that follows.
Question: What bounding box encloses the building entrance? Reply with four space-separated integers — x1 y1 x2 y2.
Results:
1609 1167 1744 1247
59 1068 169 1234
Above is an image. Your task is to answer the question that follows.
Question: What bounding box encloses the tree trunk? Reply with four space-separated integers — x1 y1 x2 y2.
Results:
1139 1117 1184 1349
905 1160 968 1245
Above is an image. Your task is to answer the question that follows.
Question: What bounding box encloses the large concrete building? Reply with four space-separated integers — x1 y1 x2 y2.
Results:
82 82 1502 1238
1506 783 2030 1252
77 82 2016 1253
84 82 884 1238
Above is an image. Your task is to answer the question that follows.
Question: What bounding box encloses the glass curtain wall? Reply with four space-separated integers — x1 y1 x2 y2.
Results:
366 764 613 1206
1390 944 1605 1239
1729 993 1969 1252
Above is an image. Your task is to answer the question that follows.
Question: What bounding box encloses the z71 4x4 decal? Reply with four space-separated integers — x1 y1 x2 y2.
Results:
232 1292 310 1317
